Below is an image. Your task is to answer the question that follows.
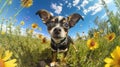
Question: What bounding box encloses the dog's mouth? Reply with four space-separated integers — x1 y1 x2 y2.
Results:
52 35 62 39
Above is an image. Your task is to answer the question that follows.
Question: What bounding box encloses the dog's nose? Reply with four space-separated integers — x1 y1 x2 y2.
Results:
54 28 61 34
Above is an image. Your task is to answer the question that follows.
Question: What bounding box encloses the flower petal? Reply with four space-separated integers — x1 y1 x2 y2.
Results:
2 50 13 61
104 64 111 67
5 59 17 67
116 46 120 57
94 42 98 48
111 46 120 60
104 57 113 64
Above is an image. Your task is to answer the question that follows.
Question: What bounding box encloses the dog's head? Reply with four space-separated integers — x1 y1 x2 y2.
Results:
36 9 83 42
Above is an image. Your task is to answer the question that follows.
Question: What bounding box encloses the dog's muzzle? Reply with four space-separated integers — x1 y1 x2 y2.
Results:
53 28 62 38
54 28 61 34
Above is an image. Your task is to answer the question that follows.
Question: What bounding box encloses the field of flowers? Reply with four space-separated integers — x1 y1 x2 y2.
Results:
0 0 120 67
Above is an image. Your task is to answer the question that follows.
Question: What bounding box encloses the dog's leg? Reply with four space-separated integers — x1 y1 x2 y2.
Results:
52 51 57 62
62 51 67 63
50 51 57 66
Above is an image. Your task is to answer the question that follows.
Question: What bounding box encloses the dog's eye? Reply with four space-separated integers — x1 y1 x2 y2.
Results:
51 19 55 23
50 23 56 27
63 23 69 28
47 22 56 30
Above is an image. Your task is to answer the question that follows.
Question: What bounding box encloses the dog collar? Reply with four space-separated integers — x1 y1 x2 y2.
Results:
51 37 67 46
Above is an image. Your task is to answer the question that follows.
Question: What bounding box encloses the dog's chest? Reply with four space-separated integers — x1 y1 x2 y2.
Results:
50 36 73 52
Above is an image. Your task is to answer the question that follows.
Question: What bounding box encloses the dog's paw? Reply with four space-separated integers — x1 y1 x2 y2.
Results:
61 58 66 63
50 62 56 67
61 58 67 66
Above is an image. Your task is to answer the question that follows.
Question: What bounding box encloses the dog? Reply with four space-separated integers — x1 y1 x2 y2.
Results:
36 9 83 66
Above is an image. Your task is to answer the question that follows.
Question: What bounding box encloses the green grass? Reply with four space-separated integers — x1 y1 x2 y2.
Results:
0 32 120 67
0 0 120 67
0 14 120 67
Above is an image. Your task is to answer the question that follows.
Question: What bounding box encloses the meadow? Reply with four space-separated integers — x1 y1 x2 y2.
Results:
0 0 120 67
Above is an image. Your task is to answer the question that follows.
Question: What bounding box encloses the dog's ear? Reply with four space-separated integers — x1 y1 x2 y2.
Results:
36 9 52 24
67 13 84 28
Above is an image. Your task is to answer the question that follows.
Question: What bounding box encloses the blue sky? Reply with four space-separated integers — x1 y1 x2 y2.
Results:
0 0 117 37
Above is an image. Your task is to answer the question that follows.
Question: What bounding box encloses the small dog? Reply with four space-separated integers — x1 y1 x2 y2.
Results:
36 9 83 66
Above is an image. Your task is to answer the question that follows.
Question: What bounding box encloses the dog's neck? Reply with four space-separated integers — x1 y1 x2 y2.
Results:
51 37 67 44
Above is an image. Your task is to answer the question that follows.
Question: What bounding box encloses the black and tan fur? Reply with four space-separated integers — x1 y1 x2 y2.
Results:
36 9 83 66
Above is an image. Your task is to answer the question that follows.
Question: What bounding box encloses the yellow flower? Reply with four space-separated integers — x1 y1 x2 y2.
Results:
28 30 34 34
0 50 17 67
20 21 25 25
87 38 99 50
21 0 33 8
32 23 38 29
104 46 120 67
42 37 47 43
94 32 99 38
1 31 5 35
106 33 116 42
37 34 43 39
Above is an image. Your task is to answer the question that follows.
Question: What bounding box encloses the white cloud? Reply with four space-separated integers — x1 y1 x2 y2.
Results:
73 0 80 6
76 0 89 10
83 0 112 15
67 3 72 8
92 7 102 15
91 3 102 15
81 0 89 8
77 6 81 10
65 1 68 4
103 0 112 4
64 0 80 9
101 13 107 19
51 3 63 14
60 3 63 6
82 16 85 18
83 9 88 15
